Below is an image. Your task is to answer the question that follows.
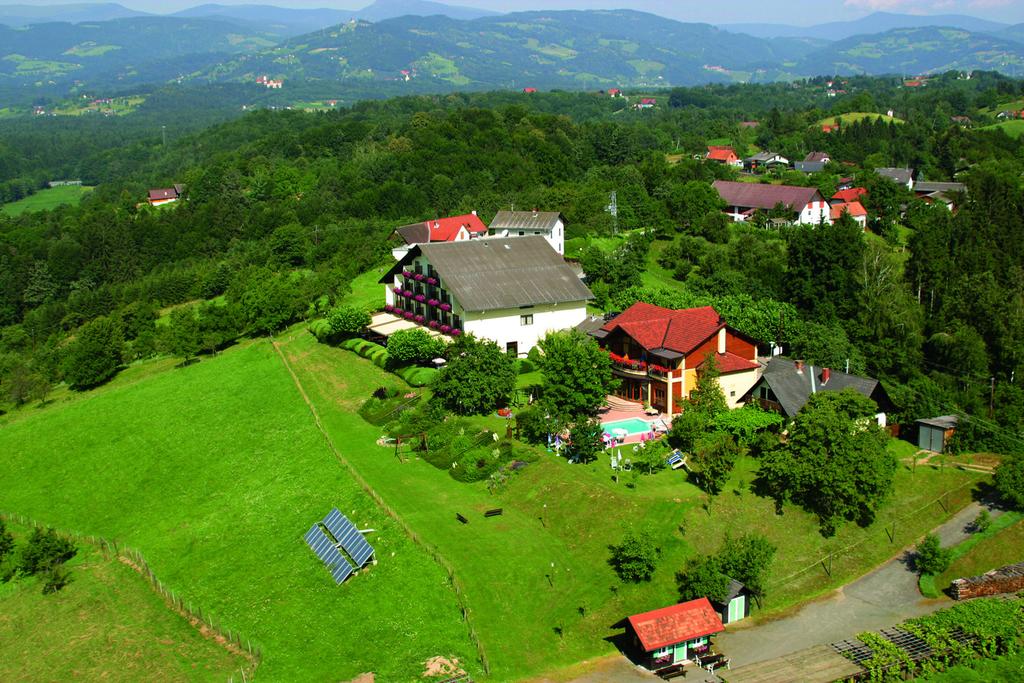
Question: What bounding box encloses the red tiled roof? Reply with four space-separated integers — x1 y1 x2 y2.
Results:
601 302 723 355
523 87 537 93
702 351 759 374
831 187 867 202
713 180 823 212
831 200 867 220
395 214 488 245
707 146 737 162
628 598 725 652
642 98 656 105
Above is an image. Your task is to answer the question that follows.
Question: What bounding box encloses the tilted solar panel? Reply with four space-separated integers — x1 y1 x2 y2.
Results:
323 508 375 567
331 559 355 584
304 524 355 583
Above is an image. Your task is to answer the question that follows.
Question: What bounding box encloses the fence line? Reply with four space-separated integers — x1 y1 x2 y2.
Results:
765 475 983 591
271 338 491 676
0 512 260 683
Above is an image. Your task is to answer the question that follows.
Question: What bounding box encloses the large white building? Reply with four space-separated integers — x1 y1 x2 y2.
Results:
380 236 591 356
487 210 566 255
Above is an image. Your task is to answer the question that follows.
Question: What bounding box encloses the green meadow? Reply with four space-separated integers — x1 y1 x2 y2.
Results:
0 523 247 682
0 328 985 680
1 185 94 216
0 340 475 681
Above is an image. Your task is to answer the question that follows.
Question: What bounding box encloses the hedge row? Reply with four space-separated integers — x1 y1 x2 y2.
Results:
337 337 438 388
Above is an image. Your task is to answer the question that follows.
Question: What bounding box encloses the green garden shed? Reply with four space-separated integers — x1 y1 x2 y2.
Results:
916 415 958 453
714 579 751 625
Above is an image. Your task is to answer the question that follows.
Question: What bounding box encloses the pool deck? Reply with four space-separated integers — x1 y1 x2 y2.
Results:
599 398 671 447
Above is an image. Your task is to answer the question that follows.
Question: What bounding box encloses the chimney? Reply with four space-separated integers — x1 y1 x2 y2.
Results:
471 210 477 216
532 207 538 217
717 328 726 355
821 367 830 384
795 359 804 374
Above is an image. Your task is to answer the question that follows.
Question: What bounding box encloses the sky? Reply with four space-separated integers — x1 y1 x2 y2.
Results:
6 0 1024 25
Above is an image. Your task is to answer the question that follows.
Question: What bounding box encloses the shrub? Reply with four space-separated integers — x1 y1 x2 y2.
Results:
914 533 952 576
609 529 659 582
62 316 124 389
993 453 1024 511
19 527 76 575
386 328 446 367
42 564 73 594
517 358 535 374
0 520 13 564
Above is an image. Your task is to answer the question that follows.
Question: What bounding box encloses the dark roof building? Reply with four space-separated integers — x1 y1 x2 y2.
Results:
875 167 915 189
393 213 488 246
794 161 826 173
713 181 830 225
488 210 565 254
745 357 892 421
804 151 830 163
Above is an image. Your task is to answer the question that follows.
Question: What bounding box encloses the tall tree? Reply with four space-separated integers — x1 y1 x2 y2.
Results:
538 329 617 422
62 316 124 389
433 334 517 415
757 390 896 536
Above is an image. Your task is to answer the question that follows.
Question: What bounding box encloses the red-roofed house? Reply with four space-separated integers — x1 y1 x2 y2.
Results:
589 302 761 414
391 213 488 259
636 98 656 110
147 184 184 206
713 180 831 225
706 146 741 167
830 200 868 228
522 87 537 94
832 187 867 203
626 598 724 668
608 88 622 97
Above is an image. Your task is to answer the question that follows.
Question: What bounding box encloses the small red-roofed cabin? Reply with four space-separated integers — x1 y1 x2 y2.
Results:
391 213 489 260
830 200 868 228
608 88 621 97
589 302 761 414
147 185 183 206
832 187 867 203
522 87 537 93
706 145 741 167
627 598 725 669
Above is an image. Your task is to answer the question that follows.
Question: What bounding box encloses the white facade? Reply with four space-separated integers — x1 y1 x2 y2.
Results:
489 218 565 255
724 200 831 225
464 301 586 356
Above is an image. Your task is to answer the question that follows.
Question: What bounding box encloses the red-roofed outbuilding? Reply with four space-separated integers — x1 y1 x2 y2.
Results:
588 302 761 414
627 598 725 667
832 187 867 203
830 200 868 228
706 145 741 167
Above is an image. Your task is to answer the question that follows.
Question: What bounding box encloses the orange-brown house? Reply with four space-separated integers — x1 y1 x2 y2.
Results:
589 302 761 414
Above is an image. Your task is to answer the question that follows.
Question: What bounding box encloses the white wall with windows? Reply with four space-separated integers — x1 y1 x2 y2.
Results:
464 300 587 356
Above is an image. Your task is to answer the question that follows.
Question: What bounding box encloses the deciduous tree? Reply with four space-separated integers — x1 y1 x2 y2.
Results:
538 329 617 421
62 316 124 390
609 529 659 582
433 334 516 415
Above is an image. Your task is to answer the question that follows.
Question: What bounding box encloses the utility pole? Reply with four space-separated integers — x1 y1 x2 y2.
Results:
161 125 166 146
989 377 995 419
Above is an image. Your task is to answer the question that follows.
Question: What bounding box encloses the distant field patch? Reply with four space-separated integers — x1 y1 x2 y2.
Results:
598 38 639 53
62 42 121 57
2 54 80 75
0 525 246 682
982 119 1024 139
1 185 93 216
628 59 665 75
818 111 905 127
524 38 577 59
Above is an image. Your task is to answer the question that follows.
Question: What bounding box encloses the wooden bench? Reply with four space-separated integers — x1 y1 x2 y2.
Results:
455 513 469 524
484 508 503 518
655 664 685 680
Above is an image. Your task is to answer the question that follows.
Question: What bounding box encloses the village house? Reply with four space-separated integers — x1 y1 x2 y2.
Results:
378 236 591 357
830 200 868 228
488 210 565 255
832 186 867 203
636 98 656 110
913 180 967 211
589 302 761 414
522 87 537 94
744 357 892 426
626 598 725 670
713 180 832 225
742 151 789 172
705 146 742 167
875 167 915 191
794 151 830 173
390 212 488 260
607 88 622 97
147 184 184 206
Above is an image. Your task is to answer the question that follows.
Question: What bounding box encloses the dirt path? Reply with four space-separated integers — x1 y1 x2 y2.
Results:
715 500 1003 668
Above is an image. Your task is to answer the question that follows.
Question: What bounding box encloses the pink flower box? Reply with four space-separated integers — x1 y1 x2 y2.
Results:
402 270 413 278
414 294 426 303
429 320 440 329
384 304 394 313
426 277 438 285
451 329 462 337
427 299 440 307
414 273 425 281
439 303 452 312
440 324 451 333
414 314 425 323
404 311 414 320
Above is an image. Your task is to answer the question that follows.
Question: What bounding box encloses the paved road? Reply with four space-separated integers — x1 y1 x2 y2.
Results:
716 501 1003 668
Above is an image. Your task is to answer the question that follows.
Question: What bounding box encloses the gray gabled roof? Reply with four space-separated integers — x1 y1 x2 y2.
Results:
916 415 959 430
794 161 826 173
489 210 563 231
913 181 966 194
756 357 882 417
876 167 914 186
745 151 788 163
384 236 592 312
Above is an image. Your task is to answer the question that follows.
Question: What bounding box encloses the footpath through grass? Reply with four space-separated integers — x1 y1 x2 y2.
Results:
278 327 983 680
0 339 476 681
1 185 94 216
0 523 246 682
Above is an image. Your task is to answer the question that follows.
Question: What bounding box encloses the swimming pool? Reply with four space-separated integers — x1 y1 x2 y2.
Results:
602 417 656 435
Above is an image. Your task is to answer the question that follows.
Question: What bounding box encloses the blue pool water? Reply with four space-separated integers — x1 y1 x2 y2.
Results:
602 417 655 435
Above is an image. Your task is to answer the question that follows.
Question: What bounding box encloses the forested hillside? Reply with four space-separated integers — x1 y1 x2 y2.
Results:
2 73 1024 451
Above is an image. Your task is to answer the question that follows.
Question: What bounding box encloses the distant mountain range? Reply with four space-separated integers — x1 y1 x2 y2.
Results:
722 11 1010 41
1 5 1023 103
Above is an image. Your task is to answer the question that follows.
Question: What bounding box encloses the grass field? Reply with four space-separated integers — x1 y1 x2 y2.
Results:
912 651 1024 681
934 516 1024 591
0 340 476 681
1 185 94 216
0 523 246 682
981 119 1024 139
277 327 983 679
339 264 390 311
818 112 904 127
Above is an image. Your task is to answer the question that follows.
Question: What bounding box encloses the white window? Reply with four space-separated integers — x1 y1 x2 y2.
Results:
520 314 533 326
653 646 671 656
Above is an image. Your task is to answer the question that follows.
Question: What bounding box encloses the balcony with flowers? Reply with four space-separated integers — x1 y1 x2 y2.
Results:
606 350 674 378
385 286 462 337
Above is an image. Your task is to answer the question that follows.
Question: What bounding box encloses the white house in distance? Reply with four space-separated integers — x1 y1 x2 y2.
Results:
379 236 591 356
712 180 831 225
390 212 488 260
488 210 565 255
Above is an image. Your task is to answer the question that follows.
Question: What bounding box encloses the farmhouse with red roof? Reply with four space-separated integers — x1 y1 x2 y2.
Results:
626 598 725 669
588 302 761 414
832 187 868 203
705 146 741 167
147 184 184 207
713 180 831 225
830 200 868 228
391 213 488 259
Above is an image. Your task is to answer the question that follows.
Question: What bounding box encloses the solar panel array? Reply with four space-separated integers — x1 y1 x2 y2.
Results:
323 507 375 567
304 524 355 584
